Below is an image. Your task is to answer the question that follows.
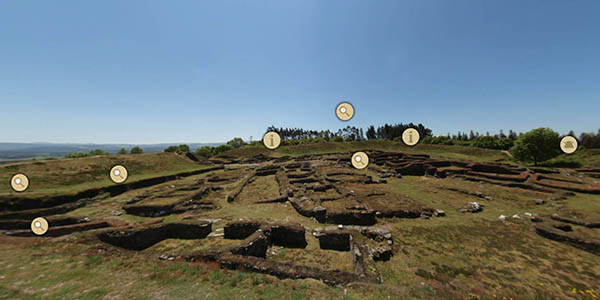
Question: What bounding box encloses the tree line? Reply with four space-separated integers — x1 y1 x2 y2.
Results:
65 147 143 158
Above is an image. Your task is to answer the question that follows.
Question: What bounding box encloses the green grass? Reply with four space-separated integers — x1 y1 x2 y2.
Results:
1 143 599 299
225 140 513 164
0 152 204 196
540 148 600 168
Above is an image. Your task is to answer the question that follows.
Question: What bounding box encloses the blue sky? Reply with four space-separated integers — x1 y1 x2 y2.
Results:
1 1 599 144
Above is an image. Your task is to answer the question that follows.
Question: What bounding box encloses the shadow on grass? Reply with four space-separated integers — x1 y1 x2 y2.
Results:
538 161 583 168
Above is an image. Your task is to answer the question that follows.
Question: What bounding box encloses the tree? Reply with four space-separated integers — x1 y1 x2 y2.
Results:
195 146 214 158
118 148 128 155
177 144 190 153
88 149 109 156
226 137 246 148
213 144 233 154
580 129 600 149
366 125 376 140
164 146 179 153
130 146 144 154
510 128 560 166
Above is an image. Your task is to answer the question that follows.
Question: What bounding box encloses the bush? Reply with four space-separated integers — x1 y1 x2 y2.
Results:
213 144 233 154
420 136 454 145
226 138 246 149
471 136 513 150
118 148 128 155
130 146 144 154
178 144 190 153
88 149 109 156
65 152 88 158
472 136 498 149
195 146 214 158
164 145 190 153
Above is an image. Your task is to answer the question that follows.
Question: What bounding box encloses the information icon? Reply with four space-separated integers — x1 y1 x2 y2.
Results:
560 136 578 154
263 131 281 150
335 102 355 121
351 152 369 170
10 173 30 192
402 128 420 147
31 217 49 236
110 165 129 184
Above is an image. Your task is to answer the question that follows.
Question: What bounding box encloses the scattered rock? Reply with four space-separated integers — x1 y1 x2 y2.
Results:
372 245 393 261
552 223 573 232
534 199 546 205
434 209 446 217
512 214 521 219
498 215 507 221
459 202 483 213
111 210 123 216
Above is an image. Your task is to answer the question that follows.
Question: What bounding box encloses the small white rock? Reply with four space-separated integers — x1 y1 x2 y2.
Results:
524 212 533 217
498 215 507 221
512 214 521 219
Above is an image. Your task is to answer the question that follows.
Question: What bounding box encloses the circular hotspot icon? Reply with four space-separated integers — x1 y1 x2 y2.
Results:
10 173 30 192
351 151 369 170
560 136 578 154
335 102 355 121
110 165 129 184
263 131 281 150
402 128 420 147
31 217 49 236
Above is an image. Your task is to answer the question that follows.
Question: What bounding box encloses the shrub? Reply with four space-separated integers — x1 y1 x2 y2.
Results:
88 149 109 156
164 145 190 153
213 144 233 154
164 146 178 153
177 144 190 153
65 152 88 158
130 146 144 154
195 146 214 158
226 138 246 149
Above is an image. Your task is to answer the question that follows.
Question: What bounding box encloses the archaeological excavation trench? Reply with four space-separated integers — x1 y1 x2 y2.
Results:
3 150 599 285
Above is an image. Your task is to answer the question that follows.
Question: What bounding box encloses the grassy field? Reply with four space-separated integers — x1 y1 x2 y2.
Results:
541 148 600 168
0 152 204 197
225 141 515 163
1 143 599 300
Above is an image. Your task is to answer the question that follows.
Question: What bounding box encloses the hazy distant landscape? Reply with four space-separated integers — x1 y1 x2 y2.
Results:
0 143 222 161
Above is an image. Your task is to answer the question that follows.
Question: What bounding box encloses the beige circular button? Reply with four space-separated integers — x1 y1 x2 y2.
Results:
263 131 281 150
560 136 578 154
351 152 369 170
110 165 129 184
31 217 49 236
10 173 30 192
335 102 355 121
402 128 420 146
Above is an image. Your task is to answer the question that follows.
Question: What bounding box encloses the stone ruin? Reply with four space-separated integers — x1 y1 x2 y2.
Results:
2 150 599 285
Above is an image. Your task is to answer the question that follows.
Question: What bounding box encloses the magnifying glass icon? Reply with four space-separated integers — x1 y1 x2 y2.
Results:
339 106 350 117
354 155 364 166
14 177 25 188
113 169 123 179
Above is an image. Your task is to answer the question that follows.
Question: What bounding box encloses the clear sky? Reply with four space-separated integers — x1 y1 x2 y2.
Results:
1 1 599 144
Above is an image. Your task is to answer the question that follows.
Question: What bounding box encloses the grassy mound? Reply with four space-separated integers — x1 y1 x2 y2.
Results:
0 153 201 196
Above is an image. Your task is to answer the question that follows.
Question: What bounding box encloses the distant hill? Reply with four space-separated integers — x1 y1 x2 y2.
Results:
0 143 222 161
